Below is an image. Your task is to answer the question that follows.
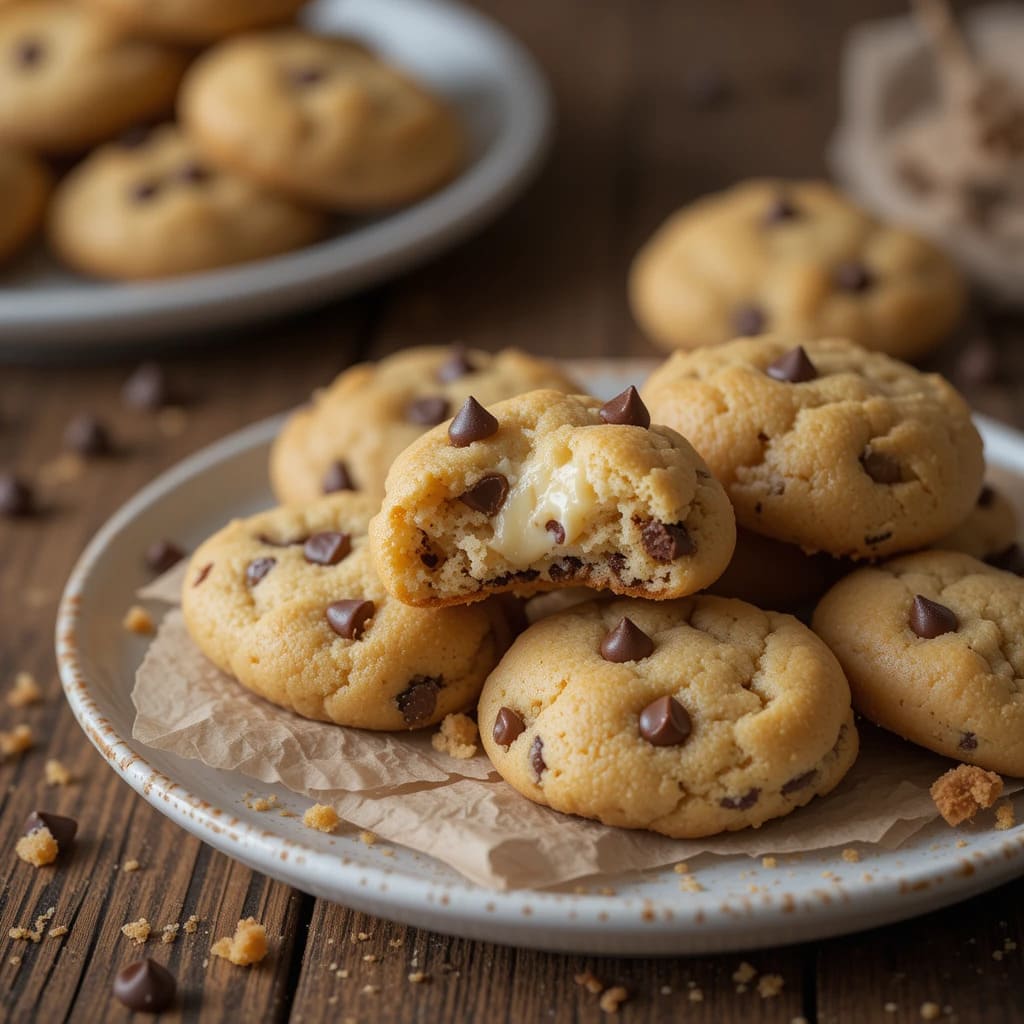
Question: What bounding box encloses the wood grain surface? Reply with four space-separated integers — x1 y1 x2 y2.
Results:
2 2 1023 1022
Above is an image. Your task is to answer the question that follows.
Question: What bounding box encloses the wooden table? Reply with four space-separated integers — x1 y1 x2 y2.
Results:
3 1 1023 1021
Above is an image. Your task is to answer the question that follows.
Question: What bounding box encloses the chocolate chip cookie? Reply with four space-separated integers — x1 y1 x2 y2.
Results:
0 146 49 265
813 550 1024 776
629 179 966 360
643 336 984 559
181 492 511 730
933 483 1018 562
369 388 736 606
479 596 858 838
270 346 579 506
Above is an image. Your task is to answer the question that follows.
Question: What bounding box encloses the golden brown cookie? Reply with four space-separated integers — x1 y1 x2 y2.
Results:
0 146 49 265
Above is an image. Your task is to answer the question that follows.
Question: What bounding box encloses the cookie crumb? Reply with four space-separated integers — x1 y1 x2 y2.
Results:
122 605 155 635
44 759 73 786
733 961 758 983
791 1018 809 1024
598 986 629 1014
931 764 1003 826
161 923 180 945
16 825 59 867
660 985 672 995
761 856 777 869
123 859 141 872
7 671 42 708
363 953 379 963
842 848 861 863
359 830 378 846
430 713 479 759
757 974 785 999
920 1002 942 1021
574 971 604 994
361 984 380 995
246 794 278 812
885 1004 899 1014
9 908 55 944
1 723 34 760
956 839 968 848
303 803 340 834
679 875 703 893
183 915 199 934
673 861 689 874
688 987 704 1002
121 918 151 945
992 949 1004 961
995 801 1015 831
48 925 68 939
9 956 21 966
211 917 267 966
407 971 430 984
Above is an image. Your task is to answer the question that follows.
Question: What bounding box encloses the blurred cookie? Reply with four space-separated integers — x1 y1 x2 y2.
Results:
0 1 187 154
643 336 984 559
630 179 966 360
270 346 579 506
933 484 1017 561
48 125 326 280
179 29 463 210
0 146 49 265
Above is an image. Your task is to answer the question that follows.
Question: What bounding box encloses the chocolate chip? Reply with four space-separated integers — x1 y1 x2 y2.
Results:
781 769 816 795
303 532 351 566
529 736 546 780
959 731 978 751
288 66 325 86
459 473 508 515
436 345 476 383
246 557 276 587
909 595 958 639
64 414 112 456
113 959 176 1013
322 460 355 494
685 65 732 108
834 261 874 293
763 195 800 224
765 345 817 383
14 38 43 68
599 385 651 428
175 161 209 184
732 304 766 336
493 706 525 747
720 788 760 810
405 396 450 426
548 555 582 580
600 617 654 663
986 544 1024 575
860 447 901 484
396 676 440 726
145 539 185 574
638 696 691 746
978 485 995 508
0 473 34 517
24 811 77 851
641 520 695 562
122 363 169 410
326 599 374 639
192 562 212 587
546 520 565 545
448 397 498 447
130 180 161 203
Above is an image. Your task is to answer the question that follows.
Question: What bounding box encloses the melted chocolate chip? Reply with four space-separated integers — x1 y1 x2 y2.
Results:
720 788 760 810
548 556 582 580
448 397 498 447
396 676 440 726
641 520 695 562
122 363 169 410
246 557 276 587
763 194 800 224
24 811 77 851
978 485 995 508
600 617 654 663
959 731 978 752
833 261 874 293
732 304 766 336
492 706 525 747
638 696 691 746
192 562 213 587
909 595 958 638
436 345 476 383
459 473 508 516
326 599 375 640
529 736 546 780
322 460 355 494
599 386 651 428
145 539 185 574
781 770 817 795
64 414 112 456
546 520 566 545
303 531 351 566
405 396 450 426
113 959 176 1013
860 447 902 484
765 346 817 383
986 543 1024 575
0 474 34 517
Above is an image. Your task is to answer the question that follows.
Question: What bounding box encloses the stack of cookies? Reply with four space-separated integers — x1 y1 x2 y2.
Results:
0 0 462 278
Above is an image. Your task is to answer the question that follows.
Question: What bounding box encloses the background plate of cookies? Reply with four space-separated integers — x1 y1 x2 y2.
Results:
0 0 551 352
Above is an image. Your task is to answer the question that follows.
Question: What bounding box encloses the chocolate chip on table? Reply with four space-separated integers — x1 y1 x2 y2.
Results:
145 539 185 574
245 557 276 587
395 675 440 726
405 396 450 426
762 194 800 224
684 65 732 108
641 520 695 562
638 695 691 746
493 706 525 747
459 473 508 516
326 599 375 639
599 385 650 428
14 37 44 68
436 344 476 383
546 520 565 545
24 810 77 851
322 460 355 494
122 363 169 411
448 397 498 447
192 562 213 587
64 414 112 457
600 617 654 663
303 531 351 566
113 959 176 1013
860 447 901 484
0 473 34 517
732 304 766 336
833 261 874 293
529 736 546 780
959 731 978 752
781 769 816 795
909 595 958 639
765 345 817 383
986 543 1024 575
719 788 760 810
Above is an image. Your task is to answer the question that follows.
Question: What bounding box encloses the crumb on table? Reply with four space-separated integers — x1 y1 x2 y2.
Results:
44 759 73 786
48 925 68 939
732 961 757 984
995 801 1016 831
358 830 377 846
245 794 278 812
6 671 42 708
757 973 785 998
598 985 629 1014
430 713 479 759
574 970 604 994
161 923 180 945
9 908 55 943
1 723 34 760
184 915 199 935
842 848 861 863
303 803 340 834
121 918 151 945
930 764 1003 826
15 826 58 867
122 605 155 635
407 970 430 984
920 1002 942 1021
211 917 267 966
122 858 141 872
761 856 777 869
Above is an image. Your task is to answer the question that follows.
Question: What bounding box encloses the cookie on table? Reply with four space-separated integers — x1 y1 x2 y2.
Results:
629 179 966 360
48 125 326 281
179 29 463 210
643 336 984 559
82 0 307 44
932 483 1017 562
181 493 511 730
369 388 736 607
0 1 187 154
813 550 1024 776
270 346 579 506
0 146 50 266
479 596 858 838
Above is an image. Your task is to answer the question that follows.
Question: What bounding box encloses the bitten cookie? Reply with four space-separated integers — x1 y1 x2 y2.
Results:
932 484 1017 562
629 178 966 360
179 29 463 210
643 336 984 559
813 551 1024 776
181 493 510 730
369 388 736 607
0 146 49 265
0 1 187 154
48 125 326 280
82 0 307 44
479 596 858 838
270 346 579 506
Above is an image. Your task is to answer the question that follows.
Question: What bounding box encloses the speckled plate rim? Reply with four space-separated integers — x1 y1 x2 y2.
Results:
56 384 1024 956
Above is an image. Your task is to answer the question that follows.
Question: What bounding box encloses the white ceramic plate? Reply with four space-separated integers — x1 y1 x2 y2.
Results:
0 0 550 354
57 362 1024 955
